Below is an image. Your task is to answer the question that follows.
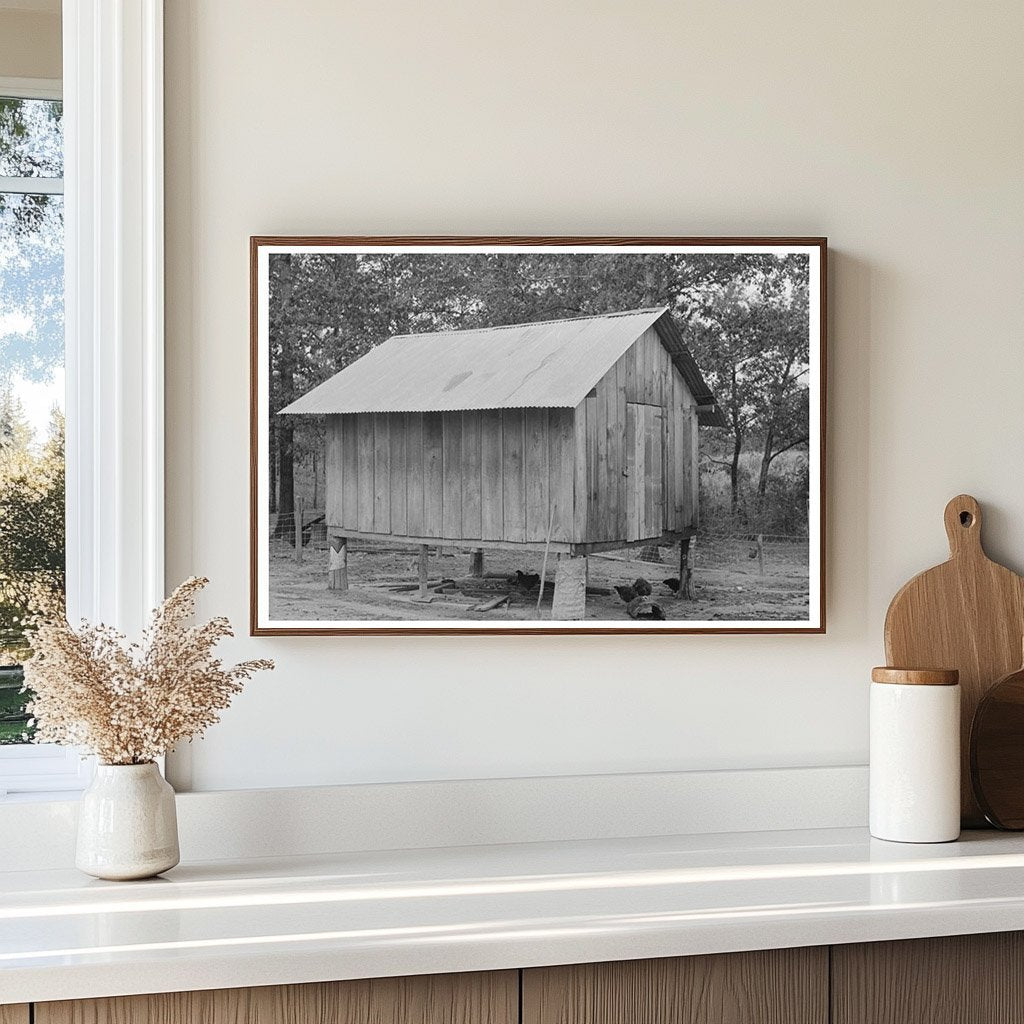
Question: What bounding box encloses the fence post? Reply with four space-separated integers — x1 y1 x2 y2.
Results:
757 534 765 576
293 494 304 563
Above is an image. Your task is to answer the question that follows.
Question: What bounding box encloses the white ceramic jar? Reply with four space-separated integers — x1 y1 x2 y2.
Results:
870 667 961 843
76 762 180 880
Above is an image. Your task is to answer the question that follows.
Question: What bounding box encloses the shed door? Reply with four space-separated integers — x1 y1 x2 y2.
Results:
625 403 665 541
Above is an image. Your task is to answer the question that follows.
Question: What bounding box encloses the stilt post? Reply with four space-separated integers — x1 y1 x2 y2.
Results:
551 555 588 620
678 534 695 599
418 544 430 599
470 548 484 577
329 536 348 591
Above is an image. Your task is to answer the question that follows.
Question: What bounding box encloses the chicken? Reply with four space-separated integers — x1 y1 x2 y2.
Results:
663 577 681 593
614 584 637 603
632 577 652 597
626 596 665 621
513 570 541 589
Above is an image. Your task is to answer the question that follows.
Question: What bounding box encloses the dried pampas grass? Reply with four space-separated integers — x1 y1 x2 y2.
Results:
23 576 273 765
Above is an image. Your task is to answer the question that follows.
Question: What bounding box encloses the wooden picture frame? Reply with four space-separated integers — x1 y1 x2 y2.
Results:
250 237 827 635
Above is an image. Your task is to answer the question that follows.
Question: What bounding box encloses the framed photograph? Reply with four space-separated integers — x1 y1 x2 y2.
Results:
250 237 826 635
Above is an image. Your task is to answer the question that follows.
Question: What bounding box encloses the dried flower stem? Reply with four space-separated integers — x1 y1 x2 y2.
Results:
23 577 273 765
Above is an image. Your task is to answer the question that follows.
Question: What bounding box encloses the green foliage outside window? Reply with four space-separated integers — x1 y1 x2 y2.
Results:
0 95 65 744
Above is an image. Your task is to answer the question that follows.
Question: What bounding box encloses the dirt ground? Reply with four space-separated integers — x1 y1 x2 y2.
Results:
267 535 810 623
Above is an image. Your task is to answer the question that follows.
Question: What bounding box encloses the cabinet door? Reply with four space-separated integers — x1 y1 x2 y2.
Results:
36 971 517 1024
523 948 828 1024
832 932 1024 1024
0 1007 29 1024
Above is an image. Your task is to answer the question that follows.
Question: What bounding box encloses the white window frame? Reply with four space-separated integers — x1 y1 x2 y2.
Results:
0 0 165 797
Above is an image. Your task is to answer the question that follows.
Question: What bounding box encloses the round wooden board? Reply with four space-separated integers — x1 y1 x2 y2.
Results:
885 495 1024 826
971 664 1024 829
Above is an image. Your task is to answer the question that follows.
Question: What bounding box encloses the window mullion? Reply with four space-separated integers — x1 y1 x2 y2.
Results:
0 176 64 195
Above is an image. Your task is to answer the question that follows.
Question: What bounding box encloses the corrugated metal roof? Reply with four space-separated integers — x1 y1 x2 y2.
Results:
280 307 724 425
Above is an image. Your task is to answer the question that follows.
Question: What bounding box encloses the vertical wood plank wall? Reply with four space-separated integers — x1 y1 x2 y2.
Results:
324 327 699 548
328 408 576 545
522 949 828 1024
35 972 518 1024
0 1007 29 1024
573 326 698 543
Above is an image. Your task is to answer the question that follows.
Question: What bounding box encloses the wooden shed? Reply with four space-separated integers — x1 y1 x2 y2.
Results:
281 307 723 588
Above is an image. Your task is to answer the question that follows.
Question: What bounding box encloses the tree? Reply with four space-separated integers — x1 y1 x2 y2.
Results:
0 98 65 733
0 398 65 661
686 284 763 515
749 280 810 501
682 256 810 525
0 97 64 387
265 250 812 535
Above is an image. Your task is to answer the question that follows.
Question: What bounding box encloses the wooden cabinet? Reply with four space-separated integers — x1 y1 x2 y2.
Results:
14 933 1024 1024
34 971 517 1024
832 932 1024 1024
522 948 828 1024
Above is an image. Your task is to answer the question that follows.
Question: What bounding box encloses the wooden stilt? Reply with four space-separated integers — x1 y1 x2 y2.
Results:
418 544 430 598
470 548 484 577
536 507 556 614
329 536 348 591
678 535 695 600
551 555 588 620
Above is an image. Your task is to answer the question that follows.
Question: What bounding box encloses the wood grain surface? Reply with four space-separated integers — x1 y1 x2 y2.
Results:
522 949 828 1024
322 330 691 553
0 1007 29 1024
884 494 1024 825
36 971 517 1024
970 655 1024 827
832 932 1024 1024
871 667 959 686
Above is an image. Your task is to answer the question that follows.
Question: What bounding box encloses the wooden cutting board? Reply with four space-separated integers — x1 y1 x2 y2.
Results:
970 654 1024 829
884 494 1024 826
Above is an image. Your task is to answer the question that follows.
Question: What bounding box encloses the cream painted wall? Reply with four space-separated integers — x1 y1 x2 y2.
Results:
164 0 1024 791
0 7 60 80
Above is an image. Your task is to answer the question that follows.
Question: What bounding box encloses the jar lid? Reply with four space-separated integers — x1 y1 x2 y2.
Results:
871 667 959 686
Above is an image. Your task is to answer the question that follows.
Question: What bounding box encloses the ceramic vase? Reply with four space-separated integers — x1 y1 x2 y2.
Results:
869 667 961 843
76 762 180 880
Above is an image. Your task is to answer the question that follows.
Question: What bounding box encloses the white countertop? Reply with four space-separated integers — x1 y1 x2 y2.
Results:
4 826 1024 1004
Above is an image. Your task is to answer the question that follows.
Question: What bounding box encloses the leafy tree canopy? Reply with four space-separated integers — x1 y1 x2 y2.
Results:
0 97 64 386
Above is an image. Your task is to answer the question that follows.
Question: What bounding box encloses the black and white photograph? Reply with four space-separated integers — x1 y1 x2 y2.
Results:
251 238 825 634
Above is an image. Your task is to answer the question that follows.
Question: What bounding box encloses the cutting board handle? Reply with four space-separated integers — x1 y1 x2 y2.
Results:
944 494 983 558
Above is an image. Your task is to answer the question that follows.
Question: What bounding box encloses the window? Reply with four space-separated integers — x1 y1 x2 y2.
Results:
0 6 167 798
0 79 83 795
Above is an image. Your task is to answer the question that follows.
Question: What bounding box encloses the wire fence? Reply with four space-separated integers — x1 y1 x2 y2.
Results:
268 503 808 577
589 533 808 576
269 507 329 558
